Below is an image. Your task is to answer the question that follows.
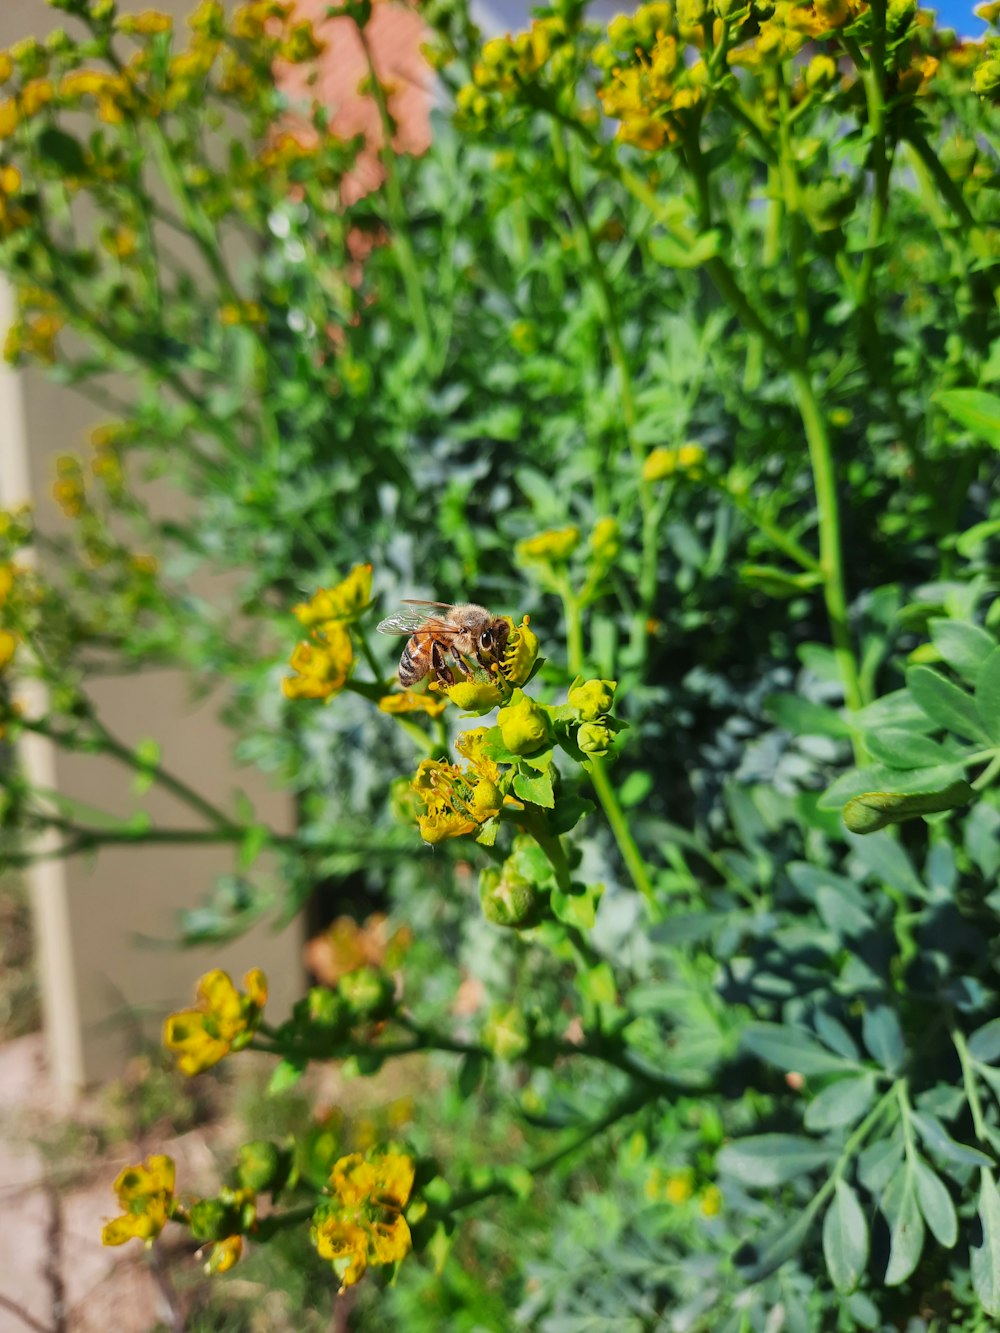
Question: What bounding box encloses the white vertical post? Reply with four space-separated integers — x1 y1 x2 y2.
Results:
0 276 85 1097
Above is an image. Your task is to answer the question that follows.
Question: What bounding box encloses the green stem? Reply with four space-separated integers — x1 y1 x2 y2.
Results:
588 757 658 914
356 23 433 355
953 1027 990 1145
709 476 821 573
790 369 866 721
858 0 889 306
444 1085 649 1214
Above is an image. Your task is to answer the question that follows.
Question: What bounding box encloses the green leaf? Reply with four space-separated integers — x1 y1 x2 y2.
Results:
764 693 853 738
862 1006 905 1072
972 1170 1000 1316
914 1158 957 1249
648 228 721 269
618 770 653 807
820 762 965 810
550 880 603 930
37 125 88 176
823 1179 868 1293
457 1053 486 1100
907 665 991 743
739 563 825 599
512 768 554 808
910 1111 994 1168
240 824 268 871
934 388 1000 449
718 1134 835 1187
969 1019 1000 1065
883 1169 925 1286
929 620 997 682
268 1057 306 1095
956 518 1000 558
742 1023 859 1076
805 1073 878 1131
975 647 1000 746
736 1188 827 1281
862 729 954 770
843 780 975 833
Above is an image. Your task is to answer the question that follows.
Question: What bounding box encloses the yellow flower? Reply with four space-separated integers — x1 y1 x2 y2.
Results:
700 1184 723 1216
117 11 173 36
642 442 706 482
21 79 54 118
0 100 16 138
283 622 352 701
0 629 17 670
0 165 21 195
162 968 267 1075
516 526 581 564
313 1150 415 1291
0 53 12 84
292 565 373 628
665 1169 695 1204
205 1234 242 1274
101 1155 176 1247
378 690 447 717
52 455 85 517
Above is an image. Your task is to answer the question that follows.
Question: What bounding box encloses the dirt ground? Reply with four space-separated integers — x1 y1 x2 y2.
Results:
0 1032 237 1333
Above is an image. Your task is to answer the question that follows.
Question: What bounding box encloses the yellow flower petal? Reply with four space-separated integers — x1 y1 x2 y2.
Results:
243 968 268 1009
102 1215 142 1246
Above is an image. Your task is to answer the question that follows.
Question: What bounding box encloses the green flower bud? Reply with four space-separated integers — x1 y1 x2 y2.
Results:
337 966 395 1020
479 862 547 928
578 721 613 755
567 677 616 722
607 14 635 46
468 776 503 821
190 1198 240 1243
307 986 350 1031
973 56 1000 98
236 1140 282 1193
634 3 672 41
483 1005 531 1061
444 679 503 713
515 526 580 566
805 53 838 89
497 692 551 755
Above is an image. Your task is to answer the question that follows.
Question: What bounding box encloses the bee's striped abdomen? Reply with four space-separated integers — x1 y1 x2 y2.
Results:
398 634 423 686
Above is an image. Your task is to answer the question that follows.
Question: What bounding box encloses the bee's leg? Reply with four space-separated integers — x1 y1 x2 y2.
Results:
431 641 455 686
449 647 474 679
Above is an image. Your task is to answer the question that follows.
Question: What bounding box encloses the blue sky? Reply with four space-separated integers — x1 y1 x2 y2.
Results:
932 0 985 34
475 0 988 37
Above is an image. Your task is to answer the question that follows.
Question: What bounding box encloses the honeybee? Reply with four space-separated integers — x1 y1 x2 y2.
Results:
377 601 510 687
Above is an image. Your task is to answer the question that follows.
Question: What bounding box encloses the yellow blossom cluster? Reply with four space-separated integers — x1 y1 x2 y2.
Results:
163 967 268 1075
729 0 869 68
284 564 372 701
311 1150 416 1292
0 162 28 237
101 1154 176 1247
410 727 513 844
457 16 580 123
598 15 708 150
643 442 706 482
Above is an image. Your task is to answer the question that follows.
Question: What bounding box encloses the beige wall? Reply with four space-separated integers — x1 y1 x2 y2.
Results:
0 0 302 1092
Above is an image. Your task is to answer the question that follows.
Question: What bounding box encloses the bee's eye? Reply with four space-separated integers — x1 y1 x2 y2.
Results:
480 628 493 651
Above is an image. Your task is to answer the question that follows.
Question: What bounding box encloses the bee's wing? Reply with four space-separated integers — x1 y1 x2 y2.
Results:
376 606 454 635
